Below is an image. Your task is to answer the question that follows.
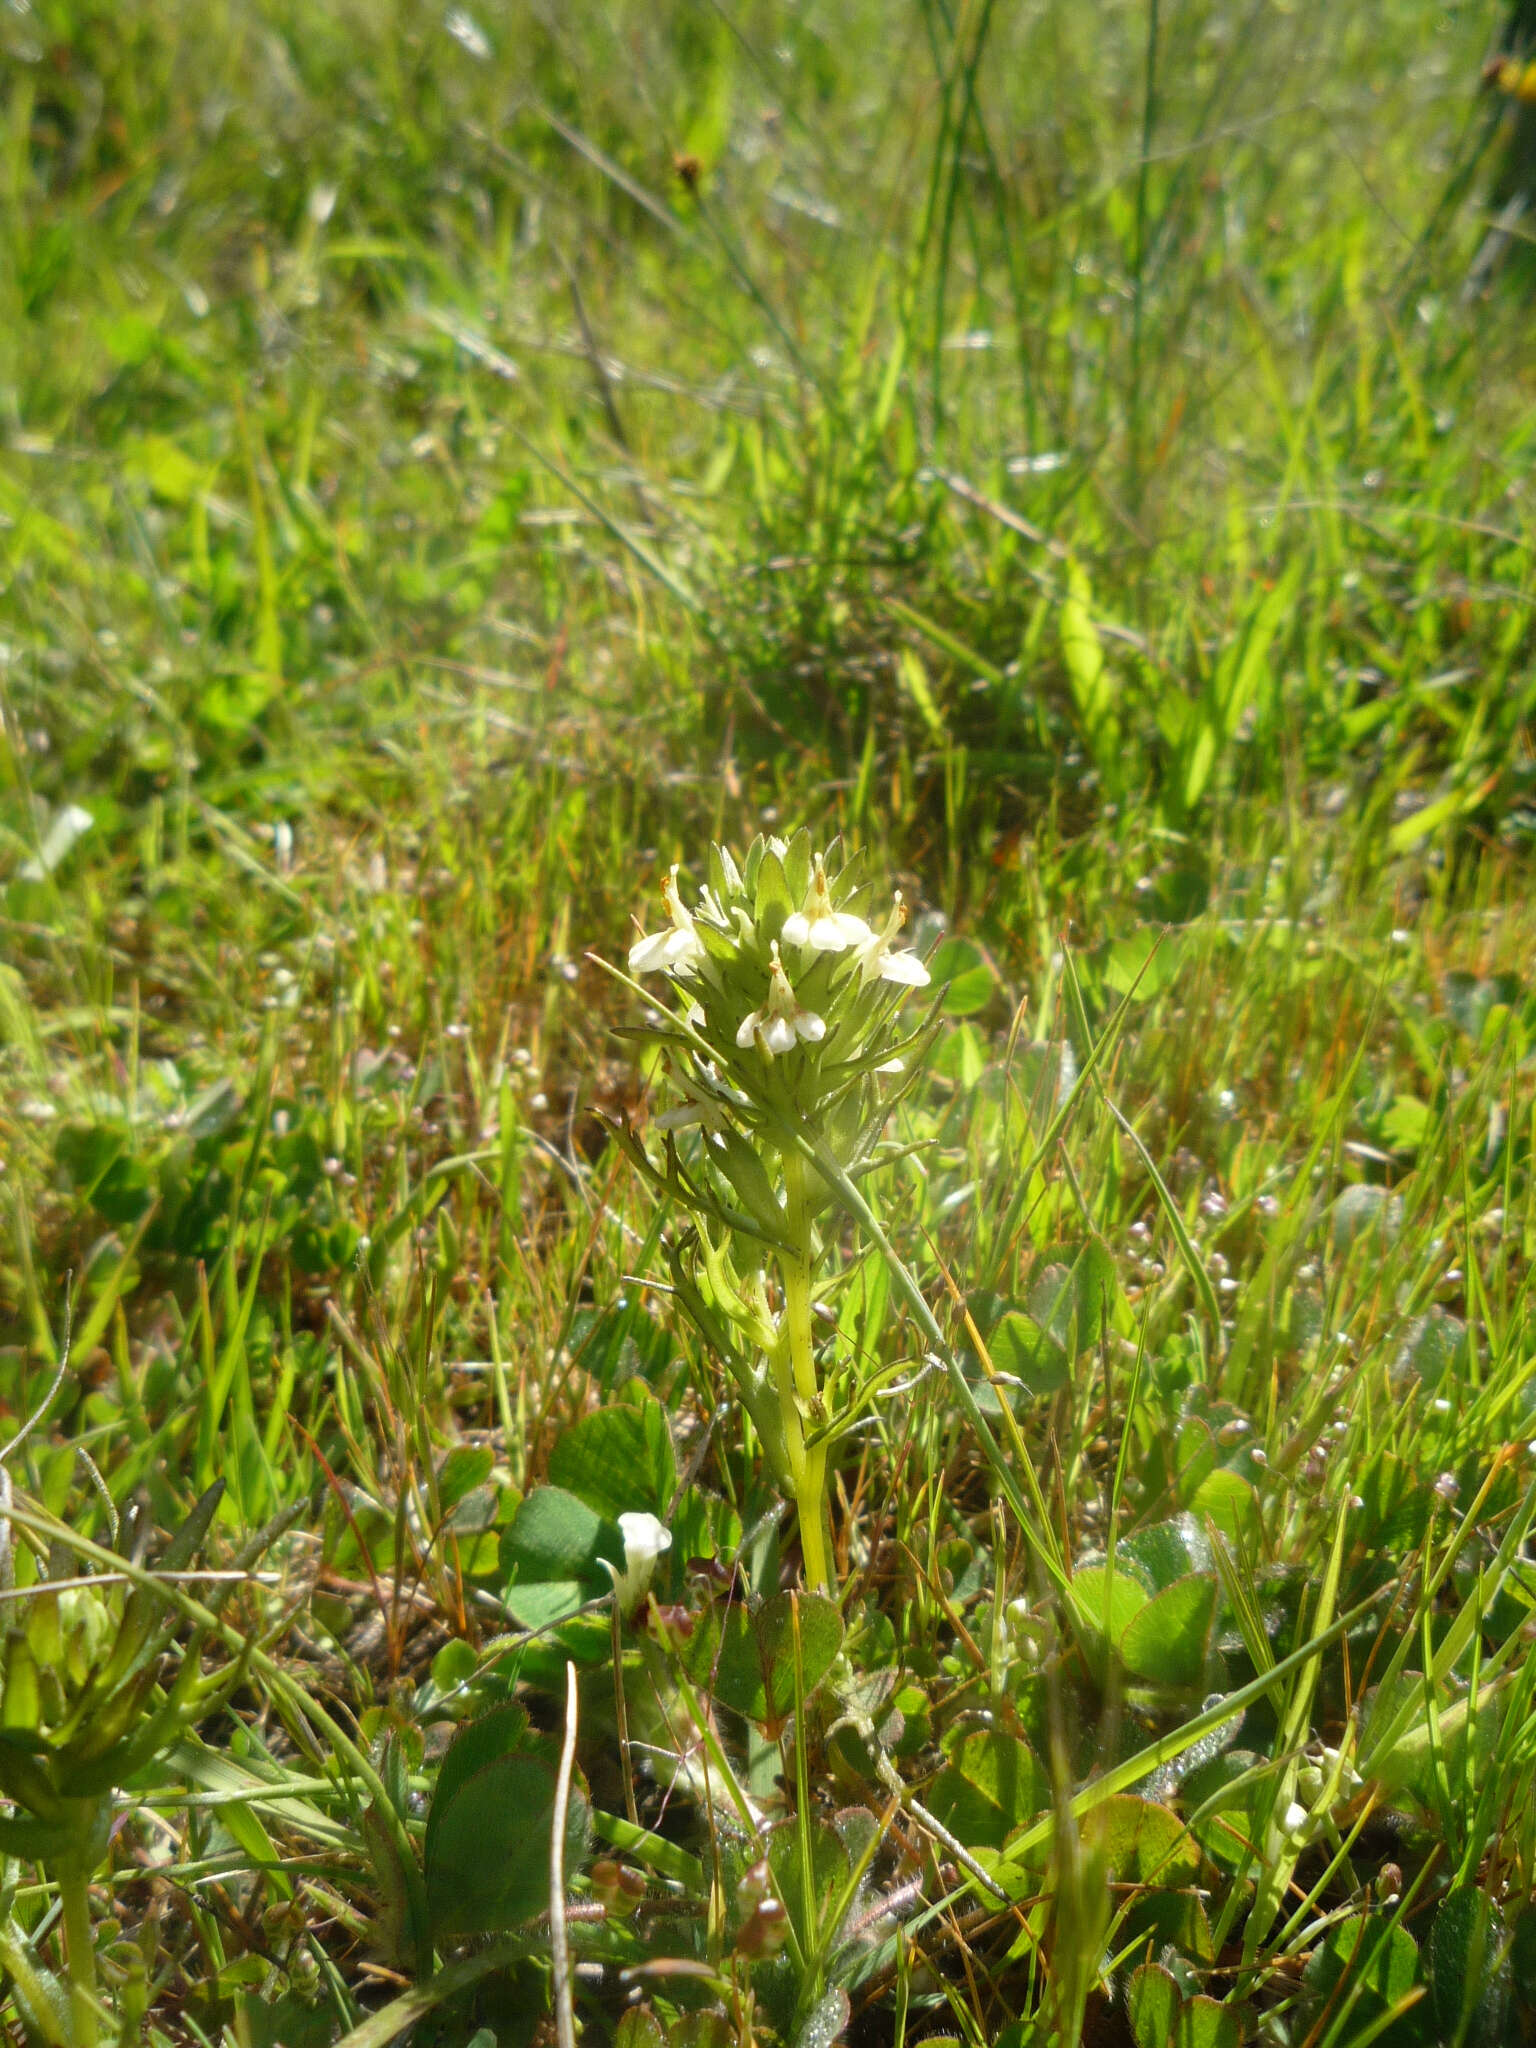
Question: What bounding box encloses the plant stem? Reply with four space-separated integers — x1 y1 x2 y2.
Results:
780 1149 831 1593
60 1861 99 2048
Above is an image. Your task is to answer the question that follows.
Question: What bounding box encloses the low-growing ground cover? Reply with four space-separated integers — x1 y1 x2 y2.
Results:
1 2 1535 2043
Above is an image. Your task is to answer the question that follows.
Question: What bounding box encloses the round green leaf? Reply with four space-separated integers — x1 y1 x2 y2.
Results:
928 1731 1050 1850
1120 1574 1218 1688
426 1730 588 1936
929 938 995 1017
547 1396 677 1521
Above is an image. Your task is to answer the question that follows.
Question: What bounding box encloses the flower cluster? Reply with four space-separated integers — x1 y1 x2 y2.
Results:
626 837 930 1087
608 833 940 1591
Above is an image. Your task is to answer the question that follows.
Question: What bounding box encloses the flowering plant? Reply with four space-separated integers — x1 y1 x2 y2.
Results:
606 832 940 1592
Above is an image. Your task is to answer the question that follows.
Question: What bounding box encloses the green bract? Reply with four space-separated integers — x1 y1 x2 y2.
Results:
610 831 941 1592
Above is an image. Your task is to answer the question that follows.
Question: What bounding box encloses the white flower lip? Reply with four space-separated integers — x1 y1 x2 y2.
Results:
736 942 826 1058
628 865 706 976
856 892 931 987
609 1511 673 1614
781 855 872 954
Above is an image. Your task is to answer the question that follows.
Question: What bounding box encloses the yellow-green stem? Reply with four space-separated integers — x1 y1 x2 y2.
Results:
60 1862 99 2048
780 1150 830 1592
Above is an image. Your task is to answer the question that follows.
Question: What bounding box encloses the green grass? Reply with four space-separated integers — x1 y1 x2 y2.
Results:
1 0 1535 2042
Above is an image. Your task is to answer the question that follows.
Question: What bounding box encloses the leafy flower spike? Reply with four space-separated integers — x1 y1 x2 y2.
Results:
628 865 705 976
782 854 873 953
857 892 932 987
605 832 942 1596
736 942 827 1057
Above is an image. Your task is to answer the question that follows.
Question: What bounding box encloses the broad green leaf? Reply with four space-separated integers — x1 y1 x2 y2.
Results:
671 2017 733 2048
614 2014 667 2048
1128 1963 1181 2048
928 1730 1050 1850
1430 1889 1511 2047
1179 1995 1241 2048
1120 1575 1218 1688
1028 1238 1120 1355
499 1487 623 1606
681 1591 842 1731
988 1309 1070 1397
1103 929 1180 999
436 1446 495 1515
795 1987 852 2048
426 1747 588 1936
501 1580 592 1629
1084 1796 1200 1887
929 938 995 1018
1129 1967 1236 2040
1186 1469 1260 1544
768 1819 849 1942
1303 1913 1419 2030
931 1021 988 1084
547 1398 677 1521
1119 1517 1213 1594
1069 1562 1149 1655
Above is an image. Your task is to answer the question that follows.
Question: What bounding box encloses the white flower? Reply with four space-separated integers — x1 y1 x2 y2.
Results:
856 893 931 987
628 866 705 976
781 854 872 953
607 1512 672 1614
736 942 827 1057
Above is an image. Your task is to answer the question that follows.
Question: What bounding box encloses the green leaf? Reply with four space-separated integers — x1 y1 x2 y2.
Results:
1060 559 1118 770
0 1923 74 2048
927 1730 1051 1850
1085 1796 1200 1886
753 846 795 935
1181 1749 1263 1872
547 1398 677 1522
1303 1914 1419 2030
1186 1469 1261 1543
436 1446 495 1515
795 1987 852 2048
710 1129 789 1243
768 1818 850 1942
1068 1562 1149 1655
1430 1889 1511 2048
1128 1963 1181 2048
671 2017 733 2048
681 1591 843 1731
501 1580 592 1629
1103 929 1180 999
1027 1238 1120 1356
499 1486 623 1589
781 827 813 907
424 1707 587 1936
614 2014 668 2048
929 938 995 1017
1119 1517 1213 1594
931 1020 988 1083
988 1309 1070 1397
1119 1575 1218 1688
